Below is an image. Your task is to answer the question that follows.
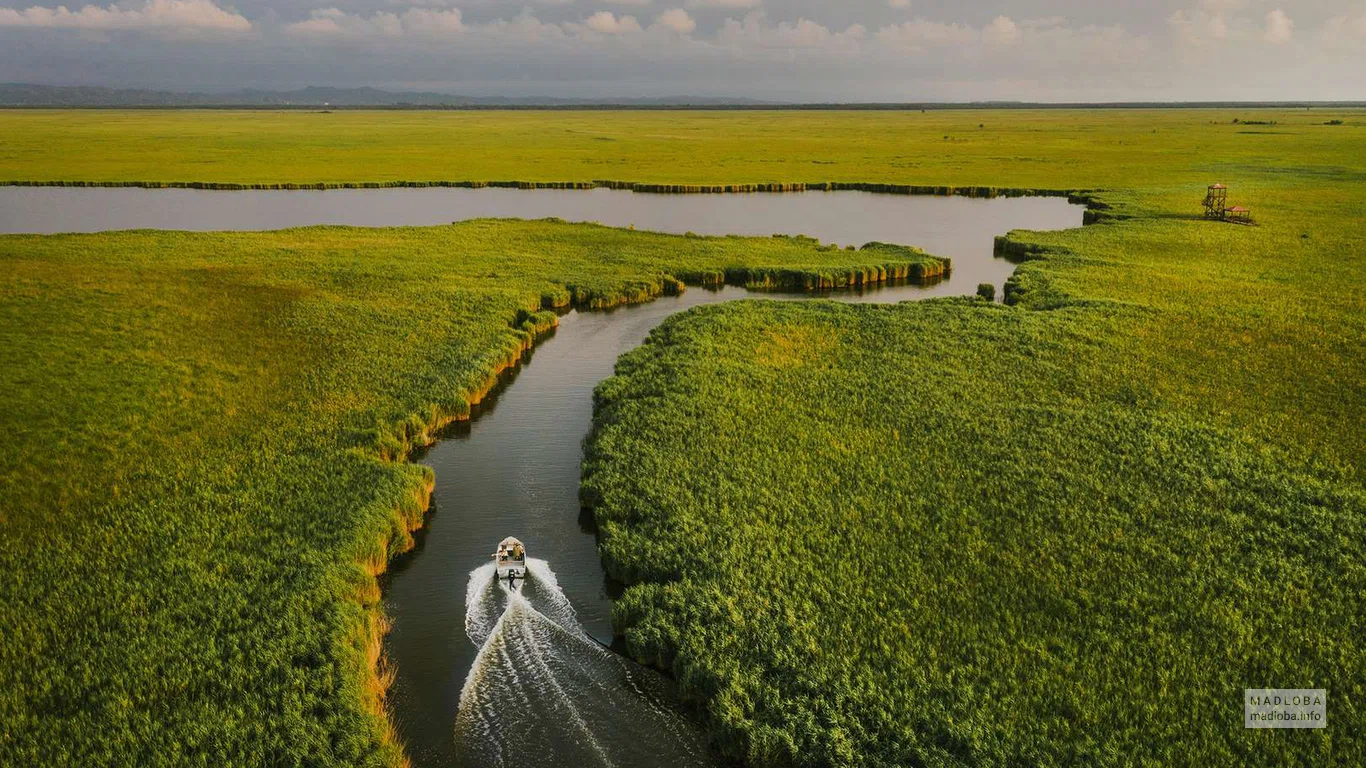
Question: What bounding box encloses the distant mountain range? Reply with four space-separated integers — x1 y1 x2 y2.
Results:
3 84 1363 109
0 83 775 108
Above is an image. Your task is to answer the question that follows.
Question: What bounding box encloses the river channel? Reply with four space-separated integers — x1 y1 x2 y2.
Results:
0 186 1084 767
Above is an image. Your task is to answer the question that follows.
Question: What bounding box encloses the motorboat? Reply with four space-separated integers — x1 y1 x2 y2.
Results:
495 536 527 580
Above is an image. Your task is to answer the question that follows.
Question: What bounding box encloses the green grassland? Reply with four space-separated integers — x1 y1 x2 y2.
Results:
1 109 1363 766
574 114 1366 766
585 302 1362 765
0 107 1360 193
0 221 940 766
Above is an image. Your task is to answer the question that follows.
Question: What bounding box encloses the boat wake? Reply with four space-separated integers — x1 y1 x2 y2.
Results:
453 559 715 768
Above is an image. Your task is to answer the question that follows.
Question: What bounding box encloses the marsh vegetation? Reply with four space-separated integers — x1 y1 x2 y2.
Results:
0 108 1361 766
0 219 959 766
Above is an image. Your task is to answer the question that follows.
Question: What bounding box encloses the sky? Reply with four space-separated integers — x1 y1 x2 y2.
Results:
1 0 1364 100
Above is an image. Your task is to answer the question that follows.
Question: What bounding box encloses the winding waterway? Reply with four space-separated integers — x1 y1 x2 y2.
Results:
0 186 1085 766
0 186 1075 300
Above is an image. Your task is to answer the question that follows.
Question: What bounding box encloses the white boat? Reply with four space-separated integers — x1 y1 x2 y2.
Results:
495 536 527 580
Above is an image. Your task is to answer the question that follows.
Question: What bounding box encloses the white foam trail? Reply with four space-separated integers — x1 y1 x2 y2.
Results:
523 558 580 635
464 562 499 646
453 558 715 768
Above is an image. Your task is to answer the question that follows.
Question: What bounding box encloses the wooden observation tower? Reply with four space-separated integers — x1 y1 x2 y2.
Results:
1203 183 1253 224
1203 184 1228 219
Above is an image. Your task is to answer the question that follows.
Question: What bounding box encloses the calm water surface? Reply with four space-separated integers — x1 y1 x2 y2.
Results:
0 187 1078 300
0 187 1083 766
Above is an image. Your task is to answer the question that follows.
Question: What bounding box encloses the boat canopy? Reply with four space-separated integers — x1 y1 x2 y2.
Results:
497 537 526 563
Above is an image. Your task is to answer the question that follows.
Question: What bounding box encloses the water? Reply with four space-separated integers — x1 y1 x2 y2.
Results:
453 559 713 768
0 187 1079 300
365 193 1082 766
0 186 1084 765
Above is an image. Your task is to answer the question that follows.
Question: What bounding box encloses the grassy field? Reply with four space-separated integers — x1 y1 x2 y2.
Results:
0 221 940 766
576 115 1366 765
0 108 1360 193
1 109 1363 766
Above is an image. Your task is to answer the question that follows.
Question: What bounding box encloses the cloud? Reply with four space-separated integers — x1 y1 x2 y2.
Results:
6 0 1355 103
285 7 463 40
284 6 670 45
655 8 694 34
0 0 250 33
1019 21 1149 64
873 14 1148 74
1169 1 1299 47
1167 0 1254 45
875 18 976 49
716 11 863 51
1168 9 1224 45
687 0 760 9
579 10 641 35
981 16 1020 45
1264 9 1292 44
1021 17 1066 31
403 7 465 34
472 11 565 44
1321 13 1366 44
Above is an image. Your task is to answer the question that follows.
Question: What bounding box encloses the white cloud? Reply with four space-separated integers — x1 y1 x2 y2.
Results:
655 8 694 34
1167 0 1252 45
1169 9 1224 45
1264 9 1292 44
404 7 465 34
1022 21 1149 63
284 8 349 37
1208 13 1228 40
1021 17 1066 31
24 0 1329 101
982 16 1020 45
285 6 464 40
285 6 674 45
875 18 976 49
873 14 1148 72
687 0 760 9
580 10 641 35
0 0 250 33
0 0 1359 102
472 11 565 44
1169 1 1300 47
716 11 863 50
